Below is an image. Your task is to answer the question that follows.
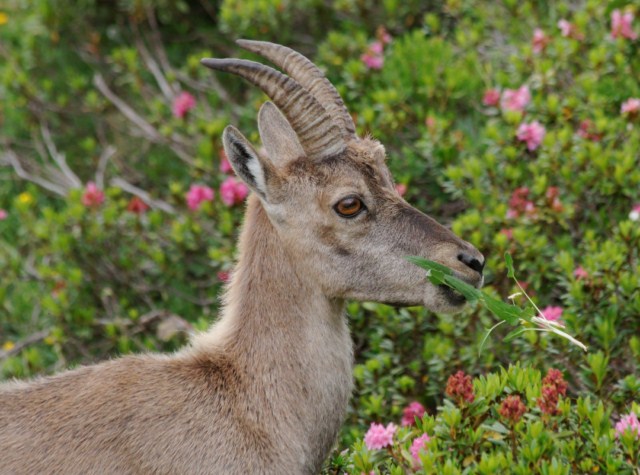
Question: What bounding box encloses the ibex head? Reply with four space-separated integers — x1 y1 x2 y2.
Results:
202 40 484 312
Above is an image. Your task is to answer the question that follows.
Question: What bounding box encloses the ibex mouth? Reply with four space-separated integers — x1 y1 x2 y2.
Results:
439 285 467 306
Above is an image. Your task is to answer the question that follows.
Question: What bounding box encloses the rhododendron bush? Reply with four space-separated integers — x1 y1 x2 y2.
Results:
1 1 639 473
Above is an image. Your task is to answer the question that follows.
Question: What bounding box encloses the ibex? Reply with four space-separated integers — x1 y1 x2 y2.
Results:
0 40 484 474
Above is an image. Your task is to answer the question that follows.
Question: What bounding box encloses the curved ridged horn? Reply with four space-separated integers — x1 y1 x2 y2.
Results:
200 58 345 160
236 39 357 139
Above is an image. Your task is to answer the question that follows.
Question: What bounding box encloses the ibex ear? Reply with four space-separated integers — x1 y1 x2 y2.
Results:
258 101 305 168
222 125 271 199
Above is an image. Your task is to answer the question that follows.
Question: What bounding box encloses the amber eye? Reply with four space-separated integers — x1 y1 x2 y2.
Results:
334 196 365 218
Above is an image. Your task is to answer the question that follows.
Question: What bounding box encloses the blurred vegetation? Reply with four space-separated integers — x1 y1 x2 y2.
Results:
1 0 639 472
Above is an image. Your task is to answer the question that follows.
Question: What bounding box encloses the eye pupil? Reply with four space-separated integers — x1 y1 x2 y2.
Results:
335 197 363 217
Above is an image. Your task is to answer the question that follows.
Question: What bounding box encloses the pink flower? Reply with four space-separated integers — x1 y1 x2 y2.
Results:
499 395 527 423
220 176 249 207
172 91 196 119
558 19 572 37
410 433 431 462
573 266 589 280
577 120 602 141
81 182 105 208
482 88 501 107
425 115 437 131
501 86 531 112
369 41 383 55
395 183 407 197
615 412 640 439
516 121 546 151
532 28 549 53
363 422 396 450
217 271 230 283
220 151 233 174
507 187 537 219
377 26 393 45
186 184 214 210
361 41 385 70
500 228 514 240
621 98 640 116
446 371 475 404
361 52 383 70
629 203 640 221
126 196 149 214
0 209 7 220
401 401 426 426
541 305 563 322
611 9 637 40
546 186 563 212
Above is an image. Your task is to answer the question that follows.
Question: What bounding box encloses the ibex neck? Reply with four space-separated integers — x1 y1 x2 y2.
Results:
192 195 353 470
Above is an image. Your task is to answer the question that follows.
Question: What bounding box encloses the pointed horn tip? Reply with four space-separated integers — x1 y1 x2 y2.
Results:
236 39 268 49
200 58 222 69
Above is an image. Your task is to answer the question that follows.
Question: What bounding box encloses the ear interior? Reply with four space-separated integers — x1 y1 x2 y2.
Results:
258 101 305 168
222 125 270 199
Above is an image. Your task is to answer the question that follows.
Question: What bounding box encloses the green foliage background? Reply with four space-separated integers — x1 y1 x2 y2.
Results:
1 0 639 472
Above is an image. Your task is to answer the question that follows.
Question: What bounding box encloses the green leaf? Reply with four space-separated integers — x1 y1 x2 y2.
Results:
406 256 454 275
504 252 515 279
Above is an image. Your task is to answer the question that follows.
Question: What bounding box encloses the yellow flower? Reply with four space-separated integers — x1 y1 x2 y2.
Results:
17 192 34 205
0 12 8 26
2 341 15 352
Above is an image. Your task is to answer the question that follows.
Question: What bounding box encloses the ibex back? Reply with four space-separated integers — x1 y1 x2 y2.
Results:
0 40 484 474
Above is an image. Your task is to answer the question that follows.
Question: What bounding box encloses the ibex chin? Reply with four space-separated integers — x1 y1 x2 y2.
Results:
0 40 484 474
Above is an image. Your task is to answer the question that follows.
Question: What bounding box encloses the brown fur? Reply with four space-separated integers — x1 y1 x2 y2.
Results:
0 60 484 474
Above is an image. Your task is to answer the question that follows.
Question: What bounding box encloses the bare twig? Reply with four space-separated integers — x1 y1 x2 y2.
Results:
40 122 83 188
95 145 117 189
0 330 50 360
3 148 69 196
93 74 194 164
131 20 176 101
110 176 176 214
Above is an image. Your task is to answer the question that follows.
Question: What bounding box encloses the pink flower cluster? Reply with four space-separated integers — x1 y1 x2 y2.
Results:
363 422 396 450
172 91 196 119
538 368 568 415
401 401 426 426
517 120 546 151
546 186 563 212
574 266 589 280
361 28 392 70
82 182 105 208
499 395 527 423
557 19 583 40
611 9 637 40
615 412 640 439
621 98 640 116
532 28 550 54
506 187 536 219
445 371 475 404
501 85 531 112
0 209 7 220
186 184 214 210
361 42 384 70
541 305 563 323
220 176 249 207
410 433 431 463
483 85 532 113
127 196 149 214
577 120 602 141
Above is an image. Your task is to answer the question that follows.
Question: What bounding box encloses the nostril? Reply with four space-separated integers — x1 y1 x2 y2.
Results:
457 252 485 275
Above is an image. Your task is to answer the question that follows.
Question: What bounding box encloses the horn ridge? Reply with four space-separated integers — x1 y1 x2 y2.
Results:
201 58 345 160
235 39 357 139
